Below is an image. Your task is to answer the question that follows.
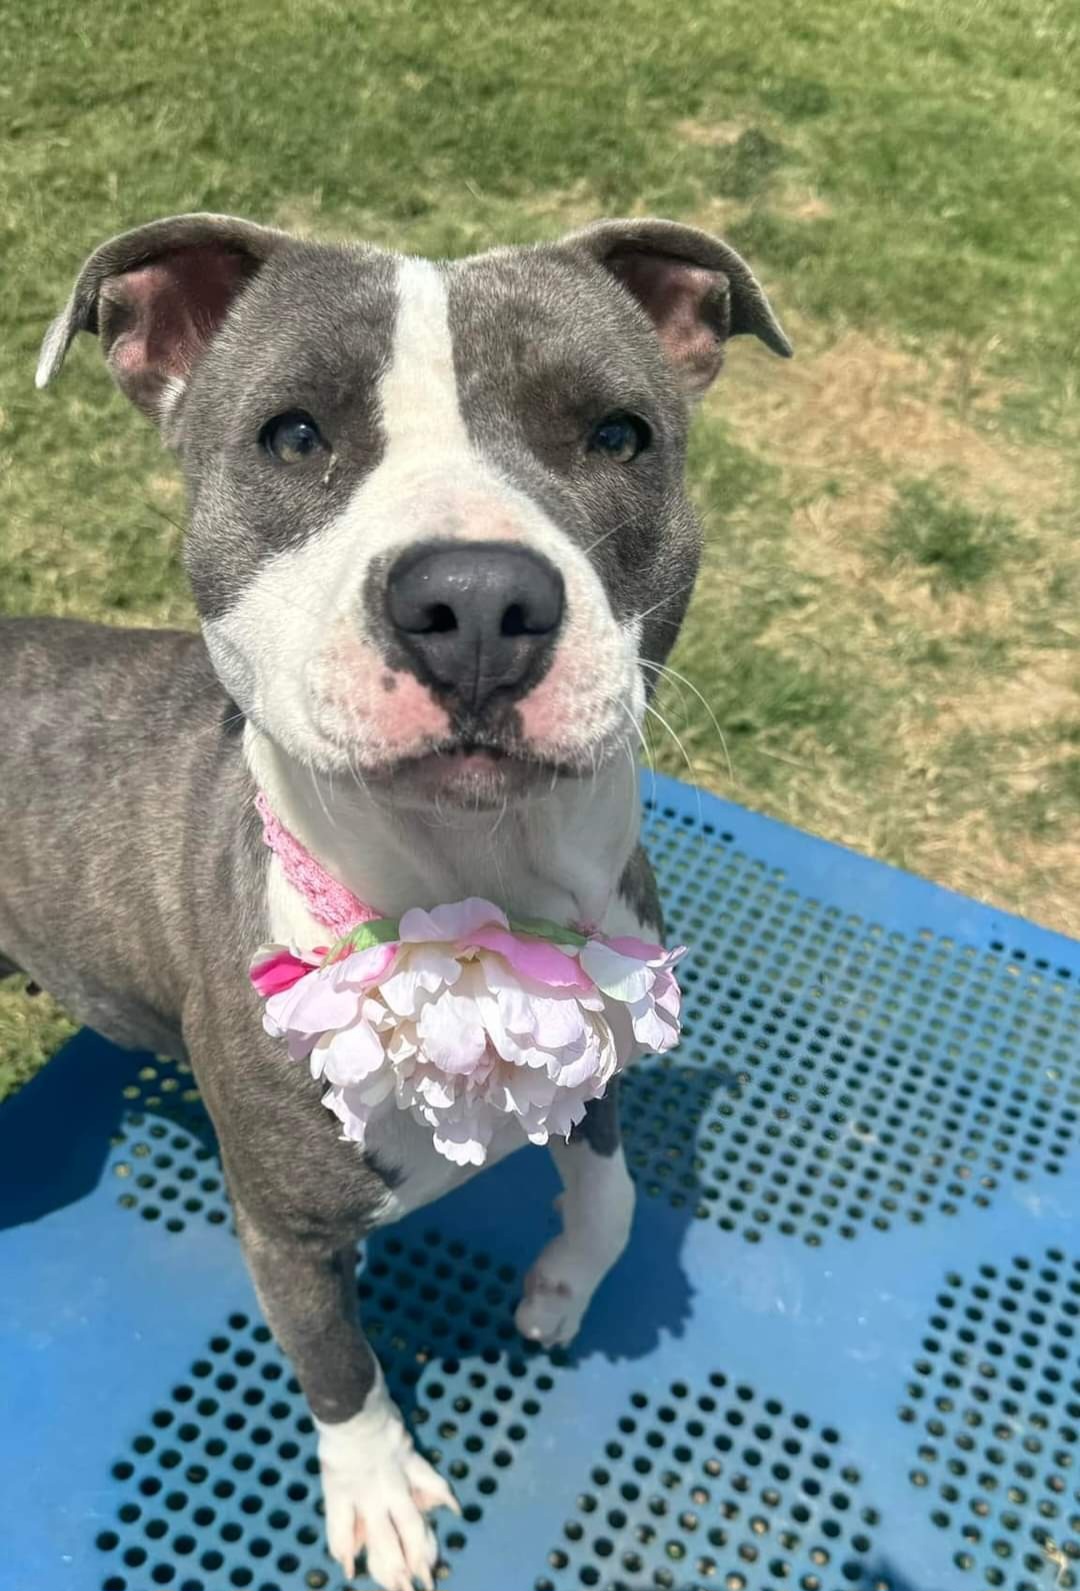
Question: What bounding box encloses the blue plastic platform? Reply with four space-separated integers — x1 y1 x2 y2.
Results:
2 773 1079 1591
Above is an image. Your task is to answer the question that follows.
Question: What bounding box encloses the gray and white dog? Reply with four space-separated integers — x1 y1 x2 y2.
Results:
1 213 788 1590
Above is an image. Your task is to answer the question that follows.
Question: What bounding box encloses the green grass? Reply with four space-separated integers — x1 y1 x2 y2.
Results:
0 977 77 1096
881 478 1020 591
3 0 1080 1095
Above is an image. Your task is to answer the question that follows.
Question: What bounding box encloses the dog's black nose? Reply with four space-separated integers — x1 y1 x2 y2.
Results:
385 542 564 711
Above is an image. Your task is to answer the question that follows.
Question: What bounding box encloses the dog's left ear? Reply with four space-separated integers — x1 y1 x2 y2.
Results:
564 218 792 396
36 212 288 423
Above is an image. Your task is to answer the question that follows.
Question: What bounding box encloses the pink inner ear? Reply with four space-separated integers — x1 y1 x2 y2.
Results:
610 253 730 394
103 245 255 403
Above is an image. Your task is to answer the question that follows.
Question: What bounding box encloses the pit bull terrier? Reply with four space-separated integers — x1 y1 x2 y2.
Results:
1 211 788 1589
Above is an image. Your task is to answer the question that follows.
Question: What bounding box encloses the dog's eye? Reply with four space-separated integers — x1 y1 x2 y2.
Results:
587 411 651 463
261 411 326 465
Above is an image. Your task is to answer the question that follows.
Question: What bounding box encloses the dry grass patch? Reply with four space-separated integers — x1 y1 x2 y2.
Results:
675 117 751 147
770 182 834 223
718 324 1071 517
521 179 605 229
715 323 1077 644
935 654 1080 738
918 817 1080 942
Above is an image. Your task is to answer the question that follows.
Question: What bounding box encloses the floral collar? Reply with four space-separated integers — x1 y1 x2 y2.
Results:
249 797 684 1166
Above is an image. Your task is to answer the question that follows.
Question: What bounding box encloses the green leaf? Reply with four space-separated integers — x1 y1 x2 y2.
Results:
508 915 588 946
323 917 401 964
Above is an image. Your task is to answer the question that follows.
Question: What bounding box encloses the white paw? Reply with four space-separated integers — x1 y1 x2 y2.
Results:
514 1226 625 1349
514 1263 590 1349
316 1380 459 1590
517 1148 635 1349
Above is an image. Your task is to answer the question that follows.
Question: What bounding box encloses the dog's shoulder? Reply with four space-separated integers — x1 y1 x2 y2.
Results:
1 614 210 696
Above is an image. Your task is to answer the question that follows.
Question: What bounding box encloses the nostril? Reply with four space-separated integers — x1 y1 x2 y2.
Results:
427 603 457 635
501 603 527 638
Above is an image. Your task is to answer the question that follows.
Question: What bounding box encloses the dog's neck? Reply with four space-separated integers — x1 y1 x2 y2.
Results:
244 726 641 944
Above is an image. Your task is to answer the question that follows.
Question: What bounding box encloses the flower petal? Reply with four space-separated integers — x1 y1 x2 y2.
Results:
602 934 668 962
431 1108 495 1165
317 1015 386 1086
416 988 489 1073
399 898 508 943
652 966 683 1023
379 946 462 1015
265 964 364 1037
578 940 656 1003
467 926 593 989
331 942 399 988
322 1085 371 1146
250 945 319 997
625 997 673 1054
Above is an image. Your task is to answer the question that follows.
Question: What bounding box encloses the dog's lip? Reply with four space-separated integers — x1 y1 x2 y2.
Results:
364 737 584 786
392 742 574 777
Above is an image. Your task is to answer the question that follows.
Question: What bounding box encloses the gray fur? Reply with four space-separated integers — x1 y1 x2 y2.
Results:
180 245 398 618
618 844 665 937
446 246 701 670
570 1084 623 1157
0 618 394 1421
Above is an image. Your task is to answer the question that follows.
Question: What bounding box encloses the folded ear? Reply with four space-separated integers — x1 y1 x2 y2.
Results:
36 212 287 423
564 217 792 396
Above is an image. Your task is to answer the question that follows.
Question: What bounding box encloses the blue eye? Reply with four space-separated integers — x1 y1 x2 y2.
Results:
261 411 326 464
587 410 652 462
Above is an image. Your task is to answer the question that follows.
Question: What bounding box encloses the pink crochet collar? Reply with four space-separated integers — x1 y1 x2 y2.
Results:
254 791 379 939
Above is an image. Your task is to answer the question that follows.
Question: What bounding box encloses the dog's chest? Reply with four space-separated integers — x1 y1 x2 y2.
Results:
364 1106 524 1224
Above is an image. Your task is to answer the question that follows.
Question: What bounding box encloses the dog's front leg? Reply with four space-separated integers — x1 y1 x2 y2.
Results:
515 1085 635 1349
235 1209 457 1590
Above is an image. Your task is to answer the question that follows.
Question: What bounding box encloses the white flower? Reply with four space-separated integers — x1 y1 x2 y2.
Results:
250 900 685 1165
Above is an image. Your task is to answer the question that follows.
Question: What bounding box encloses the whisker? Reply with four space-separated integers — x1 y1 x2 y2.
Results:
639 658 734 784
642 698 705 830
581 517 633 558
618 697 659 814
629 579 698 629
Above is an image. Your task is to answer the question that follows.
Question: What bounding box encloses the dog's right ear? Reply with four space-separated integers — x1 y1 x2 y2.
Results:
36 213 287 424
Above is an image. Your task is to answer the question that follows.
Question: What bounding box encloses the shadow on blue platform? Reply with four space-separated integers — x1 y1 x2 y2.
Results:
0 1031 727 1372
0 1028 215 1229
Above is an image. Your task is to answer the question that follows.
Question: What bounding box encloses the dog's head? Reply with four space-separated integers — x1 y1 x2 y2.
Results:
39 213 789 809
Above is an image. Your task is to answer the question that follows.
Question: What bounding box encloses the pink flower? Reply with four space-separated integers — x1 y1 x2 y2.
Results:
250 946 321 998
250 901 685 1166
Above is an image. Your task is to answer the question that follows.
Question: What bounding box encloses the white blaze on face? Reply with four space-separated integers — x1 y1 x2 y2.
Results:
204 255 643 773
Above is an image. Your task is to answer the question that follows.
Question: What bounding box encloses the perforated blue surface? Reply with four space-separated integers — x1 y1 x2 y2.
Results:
2 773 1078 1591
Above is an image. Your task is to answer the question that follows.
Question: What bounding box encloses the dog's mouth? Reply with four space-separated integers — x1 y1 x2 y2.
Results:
363 734 591 809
